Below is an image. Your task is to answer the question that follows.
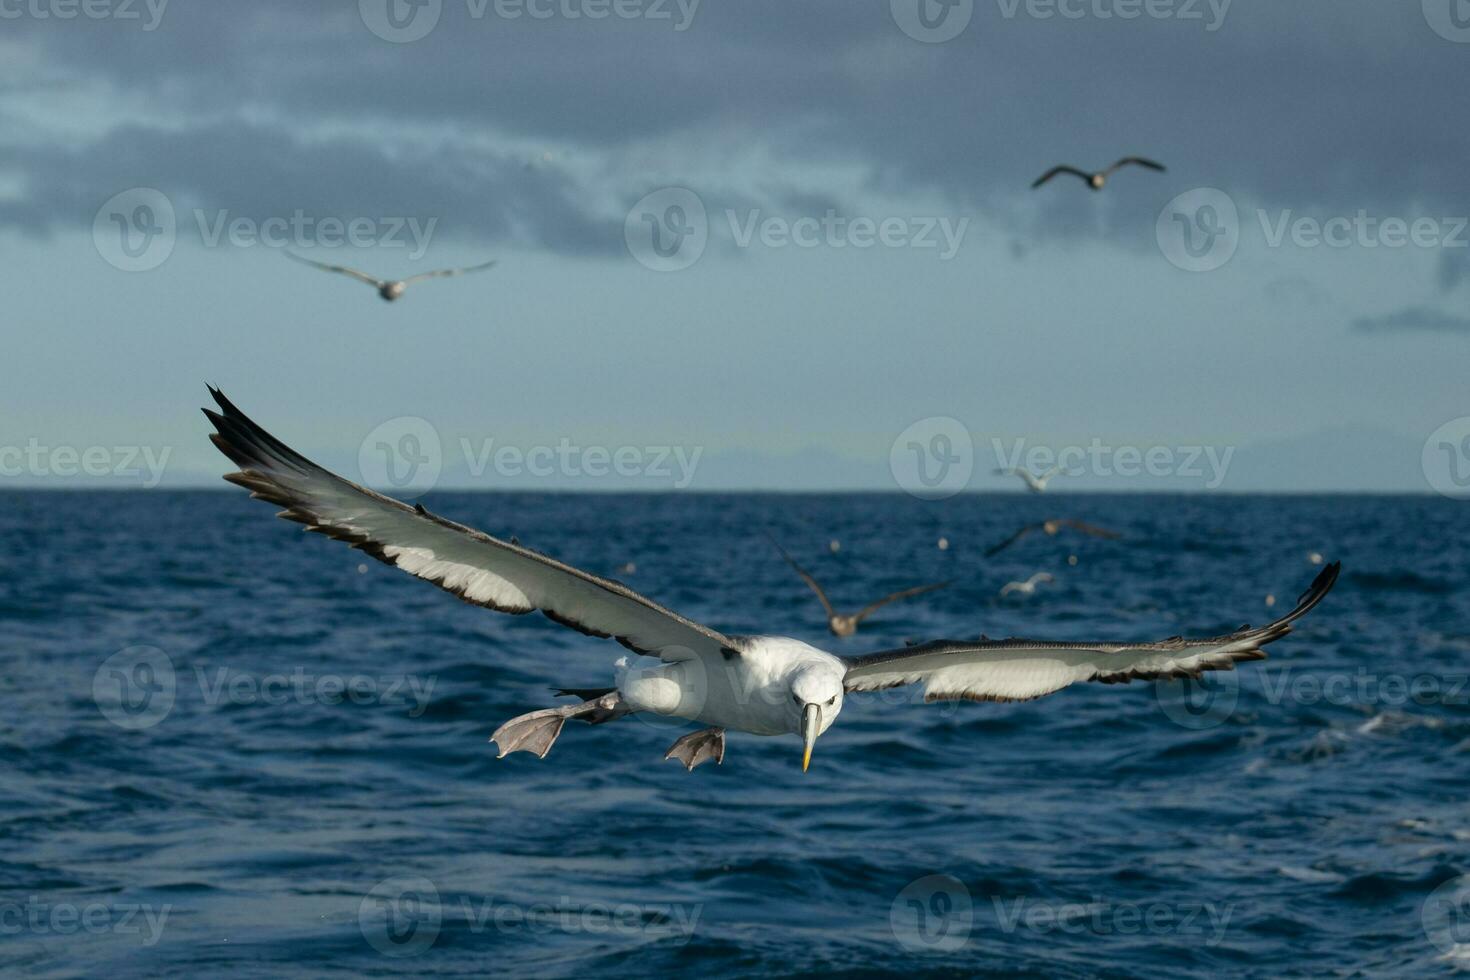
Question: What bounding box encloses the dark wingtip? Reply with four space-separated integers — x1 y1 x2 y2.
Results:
1281 560 1341 626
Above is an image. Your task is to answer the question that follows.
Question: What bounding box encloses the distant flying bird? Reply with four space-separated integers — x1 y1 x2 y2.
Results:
1000 572 1054 597
1031 157 1166 191
203 387 1340 774
985 519 1121 558
996 465 1068 493
284 250 497 302
769 536 948 638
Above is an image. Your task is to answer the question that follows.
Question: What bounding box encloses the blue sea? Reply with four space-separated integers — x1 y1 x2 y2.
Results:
2 491 1468 978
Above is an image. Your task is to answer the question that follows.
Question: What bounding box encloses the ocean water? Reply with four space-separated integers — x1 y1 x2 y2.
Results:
2 490 1468 978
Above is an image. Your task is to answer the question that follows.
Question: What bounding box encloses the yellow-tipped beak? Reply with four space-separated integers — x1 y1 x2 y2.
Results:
800 702 820 773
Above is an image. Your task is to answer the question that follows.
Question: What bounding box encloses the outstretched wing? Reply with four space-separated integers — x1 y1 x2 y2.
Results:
852 580 951 625
401 259 498 285
1031 165 1092 189
203 388 736 663
984 523 1042 558
842 563 1339 702
1059 519 1121 540
766 534 836 620
995 467 1043 491
1107 156 1166 175
283 250 385 287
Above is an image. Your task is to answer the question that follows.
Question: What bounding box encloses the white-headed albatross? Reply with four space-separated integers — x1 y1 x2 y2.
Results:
203 389 1341 774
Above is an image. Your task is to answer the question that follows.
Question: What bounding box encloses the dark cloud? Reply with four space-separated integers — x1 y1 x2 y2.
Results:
4 0 1469 251
1439 251 1470 293
0 120 619 254
1352 306 1470 335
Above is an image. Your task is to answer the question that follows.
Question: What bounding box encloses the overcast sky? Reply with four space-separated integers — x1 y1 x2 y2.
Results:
2 0 1467 492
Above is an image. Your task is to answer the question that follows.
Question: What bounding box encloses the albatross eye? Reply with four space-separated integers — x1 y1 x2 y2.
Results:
827 695 836 706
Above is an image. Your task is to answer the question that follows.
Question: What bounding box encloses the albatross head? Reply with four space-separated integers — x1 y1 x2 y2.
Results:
379 282 408 302
1090 173 1106 190
790 666 844 772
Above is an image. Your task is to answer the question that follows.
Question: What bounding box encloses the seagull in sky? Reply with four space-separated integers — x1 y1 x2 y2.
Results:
996 465 1069 493
767 535 949 638
283 250 497 302
1032 157 1167 191
203 389 1340 774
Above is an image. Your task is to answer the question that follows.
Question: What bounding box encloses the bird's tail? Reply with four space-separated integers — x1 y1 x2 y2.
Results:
554 686 617 702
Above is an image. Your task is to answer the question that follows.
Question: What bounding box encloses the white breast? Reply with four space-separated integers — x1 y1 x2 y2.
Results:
614 637 843 737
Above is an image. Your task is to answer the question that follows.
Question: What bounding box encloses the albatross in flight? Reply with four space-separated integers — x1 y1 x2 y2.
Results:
283 250 497 302
984 519 1122 558
203 389 1340 773
1032 157 1166 191
996 465 1068 493
1000 572 1054 597
767 535 949 638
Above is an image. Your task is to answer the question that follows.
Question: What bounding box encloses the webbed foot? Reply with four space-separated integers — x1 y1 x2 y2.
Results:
664 727 725 772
